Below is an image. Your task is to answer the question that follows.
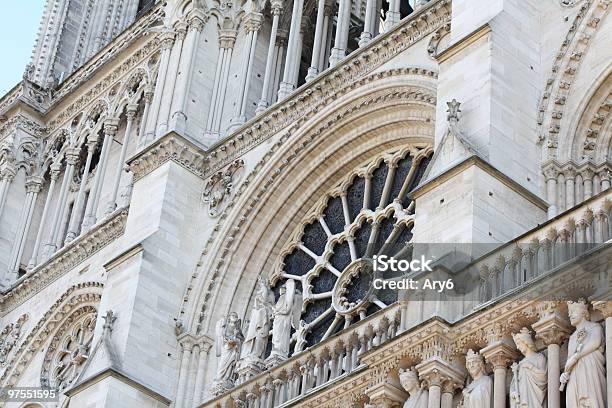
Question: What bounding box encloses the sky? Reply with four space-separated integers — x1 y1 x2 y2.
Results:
0 3 44 95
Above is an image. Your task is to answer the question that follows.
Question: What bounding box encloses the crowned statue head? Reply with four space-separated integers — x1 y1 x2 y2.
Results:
465 349 486 379
399 367 421 394
567 299 590 327
512 327 537 356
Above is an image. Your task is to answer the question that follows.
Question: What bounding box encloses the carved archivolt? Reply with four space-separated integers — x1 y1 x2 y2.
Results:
0 314 28 367
0 282 103 388
179 72 436 337
538 0 610 159
40 307 96 391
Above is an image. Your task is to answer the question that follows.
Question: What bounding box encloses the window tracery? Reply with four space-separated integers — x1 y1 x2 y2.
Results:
270 145 432 355
40 308 97 391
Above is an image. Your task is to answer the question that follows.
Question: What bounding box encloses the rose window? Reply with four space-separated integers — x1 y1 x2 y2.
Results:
41 309 97 391
271 146 431 355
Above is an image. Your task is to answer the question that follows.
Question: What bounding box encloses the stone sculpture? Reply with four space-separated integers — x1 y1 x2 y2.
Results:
510 327 547 408
459 349 492 408
399 367 428 408
560 300 606 408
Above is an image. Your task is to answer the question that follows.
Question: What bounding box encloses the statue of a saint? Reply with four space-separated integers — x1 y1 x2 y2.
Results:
510 328 547 408
240 277 274 362
270 279 302 359
399 368 428 408
459 349 492 408
560 300 606 408
211 312 244 394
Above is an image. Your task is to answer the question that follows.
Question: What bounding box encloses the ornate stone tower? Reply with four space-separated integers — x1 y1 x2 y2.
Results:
27 0 156 87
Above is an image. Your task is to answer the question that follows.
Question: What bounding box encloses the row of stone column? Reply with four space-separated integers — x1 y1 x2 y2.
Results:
6 108 141 276
174 337 213 408
542 161 611 218
143 10 205 145
203 0 430 138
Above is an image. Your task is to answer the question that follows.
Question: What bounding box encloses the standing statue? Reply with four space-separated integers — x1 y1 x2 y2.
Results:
458 349 492 408
211 312 244 395
240 277 274 363
270 279 302 359
560 300 606 408
399 368 428 408
509 328 547 408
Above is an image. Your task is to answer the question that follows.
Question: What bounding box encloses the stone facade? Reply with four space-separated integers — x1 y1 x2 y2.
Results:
0 0 610 407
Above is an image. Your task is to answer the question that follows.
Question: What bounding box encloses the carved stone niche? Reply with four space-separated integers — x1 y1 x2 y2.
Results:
202 159 244 217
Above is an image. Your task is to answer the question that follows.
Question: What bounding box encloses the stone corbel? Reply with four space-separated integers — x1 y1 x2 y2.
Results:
532 302 571 346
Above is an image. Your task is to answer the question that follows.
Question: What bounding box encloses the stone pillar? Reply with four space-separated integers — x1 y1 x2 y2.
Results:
328 0 351 67
0 163 17 220
81 121 119 232
359 0 377 46
593 300 612 406
306 0 327 81
416 358 465 408
173 337 194 408
532 304 571 408
385 0 401 29
192 340 212 406
277 0 304 100
256 2 283 114
564 165 576 210
143 30 174 144
43 148 79 258
157 25 185 136
137 87 153 148
205 29 237 138
544 165 558 218
170 12 205 132
229 13 263 130
105 104 138 216
481 340 518 408
272 32 287 104
440 380 460 408
7 176 43 277
27 162 61 269
65 137 97 244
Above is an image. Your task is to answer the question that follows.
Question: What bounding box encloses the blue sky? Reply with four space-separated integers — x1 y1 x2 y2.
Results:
0 3 44 95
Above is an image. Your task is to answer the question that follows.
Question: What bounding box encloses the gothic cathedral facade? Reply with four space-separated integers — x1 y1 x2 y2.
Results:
0 0 610 407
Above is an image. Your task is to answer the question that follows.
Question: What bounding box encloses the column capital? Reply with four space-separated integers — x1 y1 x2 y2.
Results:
365 382 405 408
532 304 572 346
0 163 17 181
143 86 155 104
25 176 44 193
104 120 120 136
64 147 81 165
243 12 263 32
271 0 284 15
187 9 207 31
592 300 612 319
49 161 62 179
481 340 519 369
416 357 465 389
174 21 188 40
160 31 176 50
218 29 237 49
126 103 139 119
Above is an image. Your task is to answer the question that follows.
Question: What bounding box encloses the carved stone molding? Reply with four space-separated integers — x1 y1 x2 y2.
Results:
538 0 610 158
185 81 436 332
0 209 128 315
0 314 28 367
202 159 244 217
128 132 209 181
0 282 103 387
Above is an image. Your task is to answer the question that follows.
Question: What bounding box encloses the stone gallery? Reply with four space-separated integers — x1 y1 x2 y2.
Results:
0 0 610 407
